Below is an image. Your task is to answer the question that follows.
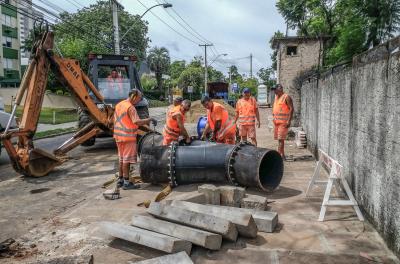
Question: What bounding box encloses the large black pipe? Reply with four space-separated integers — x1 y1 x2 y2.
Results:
138 133 283 191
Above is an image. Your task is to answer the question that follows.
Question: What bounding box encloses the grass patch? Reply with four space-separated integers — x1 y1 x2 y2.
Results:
34 127 76 140
5 106 78 124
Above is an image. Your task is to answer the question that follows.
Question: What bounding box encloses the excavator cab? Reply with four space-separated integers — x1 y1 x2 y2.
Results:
78 54 150 146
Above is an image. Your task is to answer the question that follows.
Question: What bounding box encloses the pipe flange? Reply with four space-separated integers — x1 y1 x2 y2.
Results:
225 143 242 186
168 142 178 187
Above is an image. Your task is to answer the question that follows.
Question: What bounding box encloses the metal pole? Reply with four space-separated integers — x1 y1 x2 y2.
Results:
250 53 253 78
112 0 121 55
199 44 213 95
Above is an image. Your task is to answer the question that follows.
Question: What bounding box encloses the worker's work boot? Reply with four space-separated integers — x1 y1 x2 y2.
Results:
122 180 140 190
116 177 124 188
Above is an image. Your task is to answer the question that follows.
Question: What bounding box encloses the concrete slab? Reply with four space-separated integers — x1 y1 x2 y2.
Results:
100 221 192 254
135 252 193 264
131 215 222 250
218 186 245 207
169 200 258 238
241 194 268 210
147 202 238 241
203 205 278 233
198 184 220 205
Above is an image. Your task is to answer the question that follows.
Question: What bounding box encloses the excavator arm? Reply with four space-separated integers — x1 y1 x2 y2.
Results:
1 31 115 177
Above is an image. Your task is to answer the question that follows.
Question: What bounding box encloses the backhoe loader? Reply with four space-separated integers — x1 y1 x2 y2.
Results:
0 30 148 177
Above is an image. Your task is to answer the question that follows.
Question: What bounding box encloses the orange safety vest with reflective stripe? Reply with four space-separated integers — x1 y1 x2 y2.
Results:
163 105 185 142
207 102 236 141
236 97 257 126
273 93 290 125
113 99 138 142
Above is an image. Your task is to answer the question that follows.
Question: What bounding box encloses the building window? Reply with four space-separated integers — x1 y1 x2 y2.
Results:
2 14 12 26
287 46 297 56
2 36 12 47
3 58 15 69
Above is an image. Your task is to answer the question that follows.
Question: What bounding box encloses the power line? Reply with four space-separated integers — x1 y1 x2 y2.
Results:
136 0 200 46
36 0 66 13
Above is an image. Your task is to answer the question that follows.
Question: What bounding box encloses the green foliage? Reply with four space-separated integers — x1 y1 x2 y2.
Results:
178 65 204 94
238 77 259 96
140 74 157 91
257 67 276 88
228 65 242 83
147 46 171 91
169 60 186 80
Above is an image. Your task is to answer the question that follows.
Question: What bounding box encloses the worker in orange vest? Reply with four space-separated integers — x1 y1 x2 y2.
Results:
114 89 156 190
163 99 192 146
200 96 236 144
272 84 294 159
234 88 260 146
165 96 183 120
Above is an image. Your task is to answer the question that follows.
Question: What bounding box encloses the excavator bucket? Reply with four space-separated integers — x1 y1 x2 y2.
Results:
27 148 62 177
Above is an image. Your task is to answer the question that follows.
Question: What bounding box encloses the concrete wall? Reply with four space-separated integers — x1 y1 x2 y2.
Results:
0 88 77 109
300 36 400 257
277 39 322 126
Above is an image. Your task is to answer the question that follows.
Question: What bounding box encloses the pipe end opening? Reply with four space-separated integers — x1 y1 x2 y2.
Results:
258 150 284 191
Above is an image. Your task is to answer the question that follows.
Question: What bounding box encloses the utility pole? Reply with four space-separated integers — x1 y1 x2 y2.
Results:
112 0 123 55
250 53 253 78
227 66 232 92
199 43 213 95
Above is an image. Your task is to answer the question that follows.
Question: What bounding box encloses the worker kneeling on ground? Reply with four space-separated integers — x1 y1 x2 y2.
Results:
272 84 293 159
200 96 236 144
114 89 156 190
234 88 260 146
162 99 192 146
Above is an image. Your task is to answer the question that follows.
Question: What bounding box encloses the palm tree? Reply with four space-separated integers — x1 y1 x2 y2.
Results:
147 47 170 91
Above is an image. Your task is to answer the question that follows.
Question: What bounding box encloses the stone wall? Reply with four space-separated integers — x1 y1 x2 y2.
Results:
278 40 321 126
300 36 400 257
0 88 77 109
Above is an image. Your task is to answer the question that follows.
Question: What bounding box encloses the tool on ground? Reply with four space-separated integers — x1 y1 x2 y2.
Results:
103 183 120 200
138 184 172 208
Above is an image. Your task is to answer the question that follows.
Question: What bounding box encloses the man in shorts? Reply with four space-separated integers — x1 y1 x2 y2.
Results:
271 84 293 159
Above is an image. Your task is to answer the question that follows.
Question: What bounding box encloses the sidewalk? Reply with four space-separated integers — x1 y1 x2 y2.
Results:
37 121 77 132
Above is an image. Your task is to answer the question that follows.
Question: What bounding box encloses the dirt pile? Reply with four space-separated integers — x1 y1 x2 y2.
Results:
185 99 236 123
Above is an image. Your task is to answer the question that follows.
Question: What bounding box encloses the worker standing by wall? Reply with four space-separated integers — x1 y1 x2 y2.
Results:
163 99 192 146
114 89 156 190
201 96 236 144
271 84 294 159
234 88 260 146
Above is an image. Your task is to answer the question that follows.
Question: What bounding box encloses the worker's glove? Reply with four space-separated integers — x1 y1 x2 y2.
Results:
150 118 158 127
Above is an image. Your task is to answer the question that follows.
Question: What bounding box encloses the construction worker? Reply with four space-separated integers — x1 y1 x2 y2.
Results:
162 99 192 146
234 88 260 146
114 89 156 190
272 84 294 159
200 96 236 144
107 69 124 98
165 96 183 119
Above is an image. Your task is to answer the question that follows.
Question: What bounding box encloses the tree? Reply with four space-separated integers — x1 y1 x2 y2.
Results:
228 65 242 82
169 60 186 80
147 47 171 91
208 67 225 82
177 66 204 94
238 77 259 96
257 67 276 88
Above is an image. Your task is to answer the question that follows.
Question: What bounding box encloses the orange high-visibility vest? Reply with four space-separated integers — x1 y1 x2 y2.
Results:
113 99 139 142
207 102 236 141
273 93 290 125
236 97 257 126
163 105 185 142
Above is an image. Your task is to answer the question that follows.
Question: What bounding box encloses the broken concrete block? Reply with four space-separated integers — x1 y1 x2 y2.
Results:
198 184 220 205
28 255 93 264
218 186 245 207
241 194 268 210
164 192 205 204
135 252 193 264
100 221 192 254
132 215 222 250
170 200 257 238
148 202 237 241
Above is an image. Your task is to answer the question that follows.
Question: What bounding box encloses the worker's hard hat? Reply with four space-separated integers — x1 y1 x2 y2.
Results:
272 84 283 90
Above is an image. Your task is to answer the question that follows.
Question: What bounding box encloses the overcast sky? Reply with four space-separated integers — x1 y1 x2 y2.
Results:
40 0 286 76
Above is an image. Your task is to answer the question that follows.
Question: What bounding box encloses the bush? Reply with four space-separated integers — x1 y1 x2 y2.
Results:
56 90 64 95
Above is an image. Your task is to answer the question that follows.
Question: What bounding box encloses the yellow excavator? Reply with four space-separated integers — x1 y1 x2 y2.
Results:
0 30 148 177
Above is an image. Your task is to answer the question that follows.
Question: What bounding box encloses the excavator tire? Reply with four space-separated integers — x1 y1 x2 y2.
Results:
78 108 96 146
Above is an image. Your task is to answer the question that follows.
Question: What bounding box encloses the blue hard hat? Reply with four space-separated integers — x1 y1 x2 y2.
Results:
242 88 250 93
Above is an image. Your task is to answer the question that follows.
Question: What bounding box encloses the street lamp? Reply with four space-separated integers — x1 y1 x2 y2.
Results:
120 3 173 41
209 53 228 66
